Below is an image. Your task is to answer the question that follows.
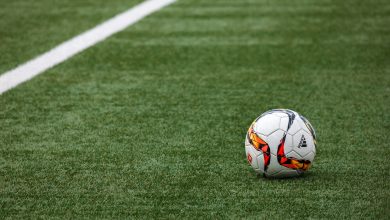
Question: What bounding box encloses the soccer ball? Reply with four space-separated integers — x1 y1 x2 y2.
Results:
245 109 317 178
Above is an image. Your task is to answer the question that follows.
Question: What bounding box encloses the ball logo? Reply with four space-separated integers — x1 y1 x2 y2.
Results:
247 154 252 164
298 135 307 148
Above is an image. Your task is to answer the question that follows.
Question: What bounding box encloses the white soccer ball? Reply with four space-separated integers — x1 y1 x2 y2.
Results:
245 109 317 178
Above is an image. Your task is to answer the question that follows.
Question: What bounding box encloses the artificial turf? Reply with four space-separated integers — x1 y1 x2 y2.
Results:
0 0 143 74
1 0 389 218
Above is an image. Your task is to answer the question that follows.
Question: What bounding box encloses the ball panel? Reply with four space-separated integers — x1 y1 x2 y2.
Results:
287 119 301 135
296 115 312 135
292 130 315 158
286 150 304 160
255 153 265 173
279 116 290 132
264 154 282 176
265 129 285 156
245 144 261 170
270 112 288 118
299 114 317 140
283 133 294 155
253 114 281 136
303 151 315 161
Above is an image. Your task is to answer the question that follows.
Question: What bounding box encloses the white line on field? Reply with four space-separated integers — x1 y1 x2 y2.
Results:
0 0 176 95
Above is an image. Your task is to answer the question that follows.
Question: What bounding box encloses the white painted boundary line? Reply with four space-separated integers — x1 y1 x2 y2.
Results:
0 0 176 95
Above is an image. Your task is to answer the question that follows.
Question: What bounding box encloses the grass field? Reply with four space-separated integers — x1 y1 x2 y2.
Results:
1 0 389 218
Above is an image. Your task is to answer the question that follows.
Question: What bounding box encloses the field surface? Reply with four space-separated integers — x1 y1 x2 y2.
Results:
1 0 389 218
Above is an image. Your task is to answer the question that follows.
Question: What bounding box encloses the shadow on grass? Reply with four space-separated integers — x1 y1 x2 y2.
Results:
253 170 318 182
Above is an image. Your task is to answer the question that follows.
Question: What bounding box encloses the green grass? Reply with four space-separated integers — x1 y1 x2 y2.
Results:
1 0 390 218
0 0 143 73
